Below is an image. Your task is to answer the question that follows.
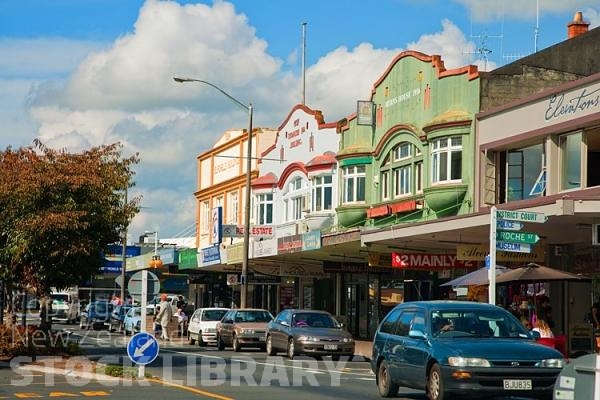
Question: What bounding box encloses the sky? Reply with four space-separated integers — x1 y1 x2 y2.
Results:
1 0 599 245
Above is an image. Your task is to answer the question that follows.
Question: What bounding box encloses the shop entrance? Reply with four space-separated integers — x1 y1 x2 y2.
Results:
344 281 368 339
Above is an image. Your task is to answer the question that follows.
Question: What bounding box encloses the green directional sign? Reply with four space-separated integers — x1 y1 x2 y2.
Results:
496 230 540 244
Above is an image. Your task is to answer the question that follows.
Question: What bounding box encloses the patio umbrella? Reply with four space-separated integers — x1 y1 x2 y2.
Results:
441 266 508 287
495 263 591 284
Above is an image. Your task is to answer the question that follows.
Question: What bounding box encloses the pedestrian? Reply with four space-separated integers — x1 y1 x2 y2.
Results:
153 306 162 336
176 295 187 311
175 307 188 337
155 293 173 341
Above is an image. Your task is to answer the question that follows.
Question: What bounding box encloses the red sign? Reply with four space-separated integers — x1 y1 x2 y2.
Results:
391 252 477 270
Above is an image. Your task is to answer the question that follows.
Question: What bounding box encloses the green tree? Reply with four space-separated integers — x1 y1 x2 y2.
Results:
0 140 141 297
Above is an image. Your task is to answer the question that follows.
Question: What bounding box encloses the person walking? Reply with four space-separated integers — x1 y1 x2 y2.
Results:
155 293 173 341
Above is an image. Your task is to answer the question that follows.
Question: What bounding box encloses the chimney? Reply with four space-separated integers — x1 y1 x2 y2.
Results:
567 11 589 39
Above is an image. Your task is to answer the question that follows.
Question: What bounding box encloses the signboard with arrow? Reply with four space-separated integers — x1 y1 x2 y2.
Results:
127 332 160 366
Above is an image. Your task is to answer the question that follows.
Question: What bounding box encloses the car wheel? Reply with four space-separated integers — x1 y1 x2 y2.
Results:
427 363 447 400
217 334 225 351
197 332 205 347
79 319 85 329
188 332 196 345
266 335 276 356
286 338 296 359
377 359 399 397
232 335 241 352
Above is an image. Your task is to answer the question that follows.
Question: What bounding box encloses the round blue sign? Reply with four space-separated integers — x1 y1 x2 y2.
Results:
126 332 160 366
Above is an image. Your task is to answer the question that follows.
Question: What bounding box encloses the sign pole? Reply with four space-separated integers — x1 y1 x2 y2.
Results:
489 206 497 305
139 269 148 379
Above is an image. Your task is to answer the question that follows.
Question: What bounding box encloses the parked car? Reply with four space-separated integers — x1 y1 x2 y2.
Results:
109 304 133 332
371 300 566 400
265 309 354 359
216 308 274 351
79 301 113 330
187 307 229 346
123 307 143 334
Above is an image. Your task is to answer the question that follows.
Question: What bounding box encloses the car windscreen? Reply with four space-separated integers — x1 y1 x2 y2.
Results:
51 294 69 303
203 309 227 321
430 308 530 338
292 312 337 328
91 303 112 314
235 311 273 323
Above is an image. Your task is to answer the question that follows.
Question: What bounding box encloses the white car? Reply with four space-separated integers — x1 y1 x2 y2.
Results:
187 308 229 346
146 294 187 314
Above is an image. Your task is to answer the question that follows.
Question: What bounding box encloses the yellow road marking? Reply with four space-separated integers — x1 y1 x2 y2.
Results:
80 392 110 397
49 392 80 397
148 378 234 400
15 394 43 398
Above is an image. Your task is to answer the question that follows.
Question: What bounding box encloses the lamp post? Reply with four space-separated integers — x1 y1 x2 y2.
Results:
173 77 252 308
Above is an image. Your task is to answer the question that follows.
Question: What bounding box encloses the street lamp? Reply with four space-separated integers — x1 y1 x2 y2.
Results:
146 230 163 270
173 77 252 308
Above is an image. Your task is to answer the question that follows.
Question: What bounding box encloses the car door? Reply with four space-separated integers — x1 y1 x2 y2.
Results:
188 309 201 336
391 311 415 386
220 310 235 345
375 307 403 382
270 311 290 351
402 309 429 387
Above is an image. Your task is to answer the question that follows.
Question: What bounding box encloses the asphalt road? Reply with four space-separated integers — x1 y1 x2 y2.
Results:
0 322 543 400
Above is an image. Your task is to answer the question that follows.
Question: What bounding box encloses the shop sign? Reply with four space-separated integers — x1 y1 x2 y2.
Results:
368 252 393 268
200 245 221 267
226 242 244 264
391 253 477 270
253 237 277 258
302 230 321 251
223 224 274 238
322 230 361 247
323 261 369 273
278 234 303 254
457 244 544 262
247 274 281 285
178 248 198 270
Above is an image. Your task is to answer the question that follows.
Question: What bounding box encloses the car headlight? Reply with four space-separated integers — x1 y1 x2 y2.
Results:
342 337 354 343
536 359 566 368
298 336 318 342
448 357 491 367
240 329 255 334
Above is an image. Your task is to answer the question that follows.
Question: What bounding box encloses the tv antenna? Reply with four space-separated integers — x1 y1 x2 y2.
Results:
467 7 504 70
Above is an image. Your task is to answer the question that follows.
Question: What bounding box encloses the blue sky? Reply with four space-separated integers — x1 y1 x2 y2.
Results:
1 0 598 243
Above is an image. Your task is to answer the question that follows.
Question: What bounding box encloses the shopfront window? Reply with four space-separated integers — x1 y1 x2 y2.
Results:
255 193 273 224
201 200 210 234
504 143 544 201
227 190 238 224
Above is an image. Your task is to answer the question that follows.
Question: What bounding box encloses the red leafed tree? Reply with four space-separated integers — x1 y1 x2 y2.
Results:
0 140 141 297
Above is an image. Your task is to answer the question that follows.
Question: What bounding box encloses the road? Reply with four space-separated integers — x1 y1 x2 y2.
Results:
0 322 537 400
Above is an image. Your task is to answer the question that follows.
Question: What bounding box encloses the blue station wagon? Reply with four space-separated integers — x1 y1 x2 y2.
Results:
371 301 565 400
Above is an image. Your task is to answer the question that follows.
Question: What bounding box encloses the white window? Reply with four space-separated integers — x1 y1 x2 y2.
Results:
255 193 273 224
381 170 390 200
284 177 308 221
431 136 462 184
312 175 333 211
201 201 210 234
415 161 423 193
559 132 582 190
342 165 366 203
394 142 412 161
393 165 411 197
227 190 238 224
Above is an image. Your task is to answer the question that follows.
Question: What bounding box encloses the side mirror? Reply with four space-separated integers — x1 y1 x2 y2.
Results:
223 319 233 324
408 329 427 339
280 320 289 327
530 330 541 339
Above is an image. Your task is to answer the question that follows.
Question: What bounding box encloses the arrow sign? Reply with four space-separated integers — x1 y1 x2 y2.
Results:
127 332 160 366
496 220 524 231
496 231 540 244
496 210 547 224
496 241 532 253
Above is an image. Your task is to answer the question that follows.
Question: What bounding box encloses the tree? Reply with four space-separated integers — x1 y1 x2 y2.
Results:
0 140 141 297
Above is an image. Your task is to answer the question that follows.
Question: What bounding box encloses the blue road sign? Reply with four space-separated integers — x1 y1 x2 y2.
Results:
496 220 524 231
127 332 160 366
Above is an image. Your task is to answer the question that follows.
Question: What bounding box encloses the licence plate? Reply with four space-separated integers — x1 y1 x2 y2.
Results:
259 337 265 341
503 379 532 390
324 344 338 350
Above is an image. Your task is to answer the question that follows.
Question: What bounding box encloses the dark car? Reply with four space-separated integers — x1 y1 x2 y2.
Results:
371 301 565 400
109 304 133 332
216 308 274 351
79 301 114 330
265 309 354 359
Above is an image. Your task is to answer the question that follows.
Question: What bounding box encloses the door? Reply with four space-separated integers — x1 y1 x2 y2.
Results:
345 282 369 339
